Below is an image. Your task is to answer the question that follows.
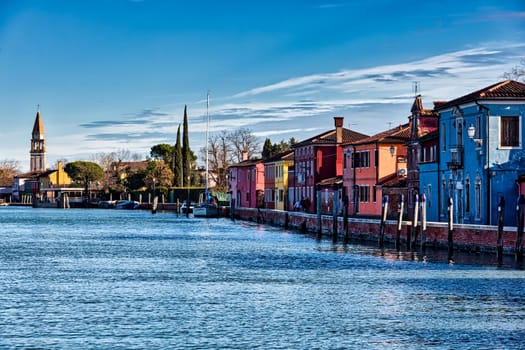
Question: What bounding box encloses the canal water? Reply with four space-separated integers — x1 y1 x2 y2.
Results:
1 207 524 349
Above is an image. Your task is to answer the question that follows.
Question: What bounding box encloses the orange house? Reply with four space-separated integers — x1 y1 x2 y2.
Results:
343 123 410 217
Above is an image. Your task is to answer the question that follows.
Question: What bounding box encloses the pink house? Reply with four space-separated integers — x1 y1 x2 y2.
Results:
228 158 265 209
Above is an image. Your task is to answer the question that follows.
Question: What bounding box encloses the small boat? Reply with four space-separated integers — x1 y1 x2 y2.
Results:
179 201 194 214
98 200 116 209
115 200 139 210
193 200 219 218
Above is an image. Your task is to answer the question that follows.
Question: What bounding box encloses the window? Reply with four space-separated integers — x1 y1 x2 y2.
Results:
372 186 377 202
246 192 250 202
353 151 370 168
475 176 482 220
500 116 520 148
359 185 370 203
374 149 378 167
441 177 447 216
465 178 470 213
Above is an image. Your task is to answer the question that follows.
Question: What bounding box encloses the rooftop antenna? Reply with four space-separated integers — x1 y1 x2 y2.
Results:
387 121 393 129
413 81 420 96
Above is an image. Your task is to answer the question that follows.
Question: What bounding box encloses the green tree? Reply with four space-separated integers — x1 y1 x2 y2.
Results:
262 138 273 159
150 143 174 165
182 105 191 186
125 169 147 191
174 124 183 187
64 161 104 196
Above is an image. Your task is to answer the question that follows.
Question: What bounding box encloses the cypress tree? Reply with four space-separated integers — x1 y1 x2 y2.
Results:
174 124 183 187
182 105 190 187
262 138 273 159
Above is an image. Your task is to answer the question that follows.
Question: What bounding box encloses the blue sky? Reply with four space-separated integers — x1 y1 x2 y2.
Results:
1 0 524 171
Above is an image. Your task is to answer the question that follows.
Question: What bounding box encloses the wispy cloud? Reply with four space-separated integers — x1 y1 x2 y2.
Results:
77 42 524 154
318 3 345 9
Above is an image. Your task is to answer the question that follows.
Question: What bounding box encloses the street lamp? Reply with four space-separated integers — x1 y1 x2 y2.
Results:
467 124 483 147
389 145 395 157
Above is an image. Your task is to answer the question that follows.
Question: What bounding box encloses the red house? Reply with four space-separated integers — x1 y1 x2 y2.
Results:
406 95 439 217
292 117 368 213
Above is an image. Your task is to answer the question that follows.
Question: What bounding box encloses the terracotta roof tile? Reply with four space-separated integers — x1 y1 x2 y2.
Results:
294 128 368 147
349 123 410 145
436 80 525 110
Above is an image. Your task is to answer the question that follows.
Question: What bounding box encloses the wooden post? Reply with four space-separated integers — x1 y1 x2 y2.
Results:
316 185 322 239
515 195 524 263
420 194 427 253
343 193 349 244
332 184 339 243
379 195 389 249
497 196 505 264
410 194 419 251
396 194 404 251
448 197 454 263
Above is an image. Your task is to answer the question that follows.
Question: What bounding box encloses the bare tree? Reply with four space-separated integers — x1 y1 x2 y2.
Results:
227 127 260 163
0 159 20 183
503 59 525 82
201 131 231 191
91 149 143 193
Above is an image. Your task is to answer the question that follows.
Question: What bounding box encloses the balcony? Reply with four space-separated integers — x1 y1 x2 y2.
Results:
447 145 464 170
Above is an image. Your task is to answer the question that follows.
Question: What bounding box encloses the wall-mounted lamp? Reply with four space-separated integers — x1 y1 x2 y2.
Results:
467 124 483 148
389 145 395 157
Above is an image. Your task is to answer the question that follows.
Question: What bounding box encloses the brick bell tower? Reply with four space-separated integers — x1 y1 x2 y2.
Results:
30 107 46 172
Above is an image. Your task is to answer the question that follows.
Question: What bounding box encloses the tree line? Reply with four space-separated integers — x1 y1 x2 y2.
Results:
0 102 295 200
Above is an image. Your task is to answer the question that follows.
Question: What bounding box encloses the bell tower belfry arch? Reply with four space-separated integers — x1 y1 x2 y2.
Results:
30 106 46 172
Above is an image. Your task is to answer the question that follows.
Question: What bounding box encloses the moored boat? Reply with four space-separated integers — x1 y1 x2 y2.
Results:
115 200 139 210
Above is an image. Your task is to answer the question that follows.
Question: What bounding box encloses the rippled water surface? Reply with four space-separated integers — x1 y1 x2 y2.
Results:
1 207 524 349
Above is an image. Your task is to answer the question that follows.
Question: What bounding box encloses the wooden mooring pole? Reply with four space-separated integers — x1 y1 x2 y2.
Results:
316 185 322 239
332 184 339 243
379 195 388 249
396 195 404 251
343 194 349 244
497 196 505 264
515 195 524 263
410 194 419 251
448 197 454 263
420 194 427 254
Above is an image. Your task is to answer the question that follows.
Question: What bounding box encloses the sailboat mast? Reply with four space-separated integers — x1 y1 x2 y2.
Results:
205 92 210 197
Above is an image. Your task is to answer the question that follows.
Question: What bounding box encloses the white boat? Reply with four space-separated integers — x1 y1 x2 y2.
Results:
194 92 219 218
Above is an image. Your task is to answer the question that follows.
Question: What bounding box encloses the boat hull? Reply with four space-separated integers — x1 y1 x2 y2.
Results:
193 205 219 218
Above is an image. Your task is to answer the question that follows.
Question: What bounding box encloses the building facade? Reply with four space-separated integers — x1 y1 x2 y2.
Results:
343 123 410 217
435 80 525 225
292 117 368 213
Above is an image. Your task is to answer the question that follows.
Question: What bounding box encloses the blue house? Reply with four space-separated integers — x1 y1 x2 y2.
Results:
434 80 525 226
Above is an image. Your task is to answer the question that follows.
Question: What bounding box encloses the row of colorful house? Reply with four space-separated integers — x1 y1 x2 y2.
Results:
228 80 525 227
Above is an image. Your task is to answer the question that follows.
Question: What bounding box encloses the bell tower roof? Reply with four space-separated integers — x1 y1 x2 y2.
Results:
32 109 44 138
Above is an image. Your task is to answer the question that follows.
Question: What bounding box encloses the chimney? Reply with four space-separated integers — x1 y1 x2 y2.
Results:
242 150 248 161
334 116 344 144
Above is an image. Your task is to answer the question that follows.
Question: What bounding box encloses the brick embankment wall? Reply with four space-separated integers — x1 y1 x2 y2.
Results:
231 207 518 253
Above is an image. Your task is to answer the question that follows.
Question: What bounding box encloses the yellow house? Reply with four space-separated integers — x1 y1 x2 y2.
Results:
40 161 72 188
274 151 294 211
